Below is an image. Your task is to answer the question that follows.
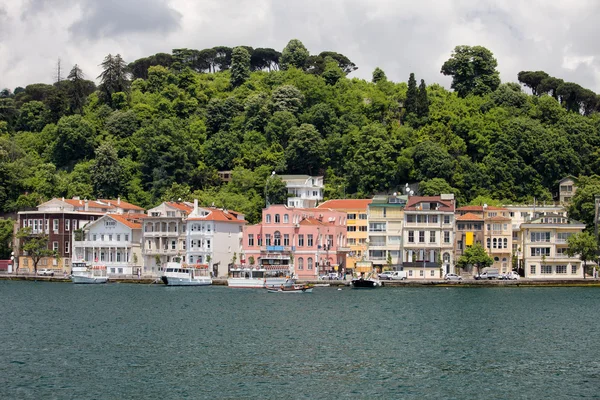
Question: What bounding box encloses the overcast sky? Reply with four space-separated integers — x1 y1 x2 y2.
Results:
1 0 599 93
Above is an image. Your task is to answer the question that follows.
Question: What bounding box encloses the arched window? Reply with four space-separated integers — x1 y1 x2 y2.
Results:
502 257 507 262
443 253 450 264
274 231 281 246
266 214 271 223
503 238 508 249
297 257 304 270
189 255 194 263
493 238 497 249
275 214 280 223
308 257 314 270
494 257 500 262
486 238 491 249
283 214 289 223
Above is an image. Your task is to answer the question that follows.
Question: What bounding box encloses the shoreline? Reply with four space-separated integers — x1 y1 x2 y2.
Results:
2 274 600 287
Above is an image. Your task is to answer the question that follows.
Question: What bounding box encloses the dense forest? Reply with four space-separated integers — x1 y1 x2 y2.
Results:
2 40 600 231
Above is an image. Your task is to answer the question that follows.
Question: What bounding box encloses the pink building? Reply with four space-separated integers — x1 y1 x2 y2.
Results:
242 205 350 280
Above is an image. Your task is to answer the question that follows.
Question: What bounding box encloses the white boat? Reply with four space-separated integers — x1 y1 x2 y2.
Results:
227 267 294 288
71 262 108 284
161 262 212 286
267 284 313 293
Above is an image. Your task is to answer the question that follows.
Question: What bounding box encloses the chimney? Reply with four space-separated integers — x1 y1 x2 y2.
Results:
194 199 198 214
84 199 89 211
62 197 65 202
118 197 121 205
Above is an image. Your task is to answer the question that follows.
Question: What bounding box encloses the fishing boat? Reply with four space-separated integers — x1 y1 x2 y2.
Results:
267 284 313 293
227 266 293 288
161 261 212 286
70 262 108 284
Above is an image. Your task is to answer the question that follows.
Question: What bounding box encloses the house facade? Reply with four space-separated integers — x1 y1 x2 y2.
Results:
242 205 349 280
558 176 578 204
142 202 193 275
402 194 455 279
280 175 324 208
17 197 143 273
520 214 585 279
185 200 246 278
454 212 484 271
71 214 144 276
366 194 407 271
317 199 371 272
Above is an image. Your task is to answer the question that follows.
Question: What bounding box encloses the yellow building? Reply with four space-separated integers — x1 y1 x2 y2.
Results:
317 199 371 272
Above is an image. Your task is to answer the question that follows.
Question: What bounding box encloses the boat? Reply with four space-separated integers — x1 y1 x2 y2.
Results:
351 274 382 289
227 267 294 288
161 261 212 286
267 284 313 293
71 262 108 284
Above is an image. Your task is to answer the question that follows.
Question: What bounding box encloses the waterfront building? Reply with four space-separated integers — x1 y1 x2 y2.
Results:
16 197 144 274
72 214 145 276
142 202 193 276
456 205 513 274
317 199 371 273
242 205 349 280
558 176 578 204
520 214 585 279
402 194 456 279
366 194 407 272
280 175 324 208
185 200 246 278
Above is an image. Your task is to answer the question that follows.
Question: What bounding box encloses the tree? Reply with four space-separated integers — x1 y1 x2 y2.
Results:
405 73 418 114
568 176 600 229
0 218 13 259
17 227 55 275
90 143 124 198
517 71 550 95
417 79 429 118
97 54 130 105
248 255 255 266
280 39 309 70
456 243 493 274
270 85 304 114
322 57 343 85
566 231 597 278
440 45 501 97
372 67 387 83
419 178 458 197
230 46 251 87
67 64 93 113
52 115 96 168
285 124 326 175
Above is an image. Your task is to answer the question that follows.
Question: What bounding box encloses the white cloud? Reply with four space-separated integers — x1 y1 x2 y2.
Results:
1 0 599 93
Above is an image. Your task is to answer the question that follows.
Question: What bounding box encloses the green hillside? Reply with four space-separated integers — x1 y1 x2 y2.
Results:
1 40 600 225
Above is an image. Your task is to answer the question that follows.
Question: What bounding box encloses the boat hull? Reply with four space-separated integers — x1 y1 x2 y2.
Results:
71 275 108 284
351 279 381 288
267 287 313 293
161 276 212 286
227 278 266 288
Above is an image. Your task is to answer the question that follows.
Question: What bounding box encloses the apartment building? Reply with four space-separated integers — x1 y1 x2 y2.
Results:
558 176 577 204
520 214 585 278
17 197 143 273
280 175 324 208
185 200 246 278
402 194 455 279
317 199 371 272
142 202 193 275
366 194 407 270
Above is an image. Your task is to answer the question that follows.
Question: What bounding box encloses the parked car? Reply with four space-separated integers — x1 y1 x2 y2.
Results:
506 271 520 280
37 268 54 276
444 273 463 281
388 271 407 280
378 271 394 280
474 267 499 280
319 273 340 280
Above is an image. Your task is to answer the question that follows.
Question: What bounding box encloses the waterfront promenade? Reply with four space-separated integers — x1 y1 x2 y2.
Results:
2 273 600 287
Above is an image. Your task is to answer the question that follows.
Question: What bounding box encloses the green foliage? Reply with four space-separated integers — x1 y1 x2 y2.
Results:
568 176 600 229
372 67 387 84
456 243 493 273
17 227 56 273
90 143 124 198
0 218 13 259
280 39 310 70
566 231 598 276
441 45 501 97
230 47 251 87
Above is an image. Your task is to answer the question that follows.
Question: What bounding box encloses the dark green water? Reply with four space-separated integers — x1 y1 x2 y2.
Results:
1 282 599 399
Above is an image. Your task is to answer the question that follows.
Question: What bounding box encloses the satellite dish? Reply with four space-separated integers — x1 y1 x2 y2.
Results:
393 192 397 196
483 203 488 208
409 190 414 196
178 197 182 202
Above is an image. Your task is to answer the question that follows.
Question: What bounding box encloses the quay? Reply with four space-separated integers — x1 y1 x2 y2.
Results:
2 274 600 287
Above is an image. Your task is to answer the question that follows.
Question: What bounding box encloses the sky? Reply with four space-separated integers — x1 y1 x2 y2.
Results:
1 0 600 92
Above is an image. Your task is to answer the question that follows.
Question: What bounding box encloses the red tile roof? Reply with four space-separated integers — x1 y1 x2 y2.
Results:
457 205 507 212
166 202 194 213
317 199 372 210
486 215 511 221
63 198 144 211
404 196 455 212
98 199 144 210
109 214 142 229
187 208 247 223
299 217 328 226
456 212 484 221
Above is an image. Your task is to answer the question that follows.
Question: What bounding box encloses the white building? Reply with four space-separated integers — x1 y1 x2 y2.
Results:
72 214 144 276
280 175 324 208
142 202 193 276
186 200 246 278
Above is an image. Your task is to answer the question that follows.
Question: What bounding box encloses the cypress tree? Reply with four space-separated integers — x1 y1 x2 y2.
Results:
405 73 418 115
230 47 251 87
417 79 429 118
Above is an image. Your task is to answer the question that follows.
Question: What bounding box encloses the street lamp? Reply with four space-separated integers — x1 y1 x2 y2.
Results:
264 171 276 208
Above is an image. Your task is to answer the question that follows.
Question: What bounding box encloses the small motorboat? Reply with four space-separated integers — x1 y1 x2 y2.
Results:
267 284 313 293
351 277 381 288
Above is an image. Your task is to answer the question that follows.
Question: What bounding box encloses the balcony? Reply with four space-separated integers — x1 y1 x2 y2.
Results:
73 240 132 248
143 231 181 237
142 248 180 255
403 262 440 268
337 246 352 252
260 246 292 252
